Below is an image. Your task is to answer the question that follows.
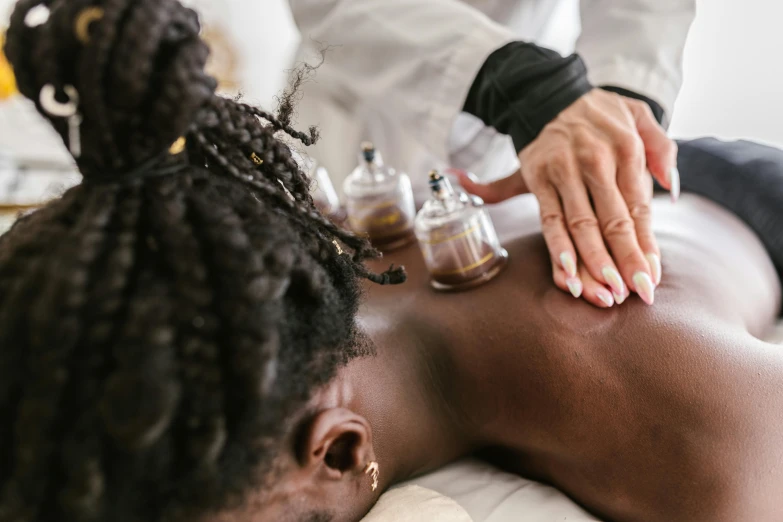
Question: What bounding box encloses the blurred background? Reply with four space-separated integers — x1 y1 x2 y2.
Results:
1 0 782 182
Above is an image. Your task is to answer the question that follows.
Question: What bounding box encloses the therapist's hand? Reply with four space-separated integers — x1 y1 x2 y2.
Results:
458 89 679 308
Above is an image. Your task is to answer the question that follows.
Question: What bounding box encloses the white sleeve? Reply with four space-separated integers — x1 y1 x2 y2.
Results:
288 0 515 160
576 0 697 117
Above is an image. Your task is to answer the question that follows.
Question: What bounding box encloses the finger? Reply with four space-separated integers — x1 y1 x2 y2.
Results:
578 262 615 308
455 169 529 204
552 261 583 299
570 136 654 304
610 128 662 287
626 99 680 202
565 125 649 302
535 182 579 280
547 152 624 298
552 260 615 309
627 192 661 287
587 178 656 306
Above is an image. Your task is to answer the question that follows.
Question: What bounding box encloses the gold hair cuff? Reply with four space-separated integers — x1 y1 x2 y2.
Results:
169 137 186 155
0 31 17 100
251 152 263 165
75 7 104 44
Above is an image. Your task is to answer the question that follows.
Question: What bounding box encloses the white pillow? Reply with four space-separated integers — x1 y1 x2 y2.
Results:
406 459 599 522
362 485 473 522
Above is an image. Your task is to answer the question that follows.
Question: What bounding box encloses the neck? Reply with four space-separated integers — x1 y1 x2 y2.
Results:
339 312 472 489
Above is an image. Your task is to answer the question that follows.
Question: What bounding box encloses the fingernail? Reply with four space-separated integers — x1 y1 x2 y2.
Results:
669 166 680 203
566 277 583 298
645 253 662 286
596 289 614 307
466 171 480 183
601 266 625 296
560 252 577 278
613 290 627 305
633 272 655 305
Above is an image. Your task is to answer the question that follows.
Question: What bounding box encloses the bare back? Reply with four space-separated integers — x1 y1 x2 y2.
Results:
361 194 783 521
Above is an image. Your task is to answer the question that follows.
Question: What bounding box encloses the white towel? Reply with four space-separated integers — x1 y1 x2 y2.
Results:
363 485 473 522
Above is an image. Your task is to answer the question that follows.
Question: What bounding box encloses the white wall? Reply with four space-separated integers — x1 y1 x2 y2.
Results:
0 0 301 161
179 0 299 106
0 0 299 106
242 0 783 147
668 0 783 146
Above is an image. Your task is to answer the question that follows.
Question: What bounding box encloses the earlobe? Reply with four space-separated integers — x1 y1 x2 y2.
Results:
301 407 374 483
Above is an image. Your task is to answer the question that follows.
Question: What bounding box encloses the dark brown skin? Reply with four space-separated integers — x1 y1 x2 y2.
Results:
251 194 783 522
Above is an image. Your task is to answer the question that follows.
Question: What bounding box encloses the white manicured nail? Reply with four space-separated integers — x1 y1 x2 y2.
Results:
646 253 662 286
601 266 625 297
633 272 655 305
596 289 614 307
669 167 680 203
560 252 577 278
566 277 583 298
613 290 626 305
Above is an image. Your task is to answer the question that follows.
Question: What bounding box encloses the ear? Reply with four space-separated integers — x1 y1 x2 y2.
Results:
299 407 374 483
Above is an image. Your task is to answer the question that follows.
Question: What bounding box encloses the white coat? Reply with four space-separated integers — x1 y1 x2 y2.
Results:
287 0 696 192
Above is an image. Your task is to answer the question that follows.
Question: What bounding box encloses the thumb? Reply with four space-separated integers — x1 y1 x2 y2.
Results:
454 169 529 204
626 100 679 199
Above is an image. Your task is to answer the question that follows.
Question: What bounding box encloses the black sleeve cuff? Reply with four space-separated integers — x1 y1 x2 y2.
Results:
600 85 668 128
463 41 594 153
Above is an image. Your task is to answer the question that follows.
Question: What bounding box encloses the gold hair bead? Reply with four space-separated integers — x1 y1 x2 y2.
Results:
75 7 105 44
332 240 343 255
168 137 186 155
0 31 18 100
251 152 263 165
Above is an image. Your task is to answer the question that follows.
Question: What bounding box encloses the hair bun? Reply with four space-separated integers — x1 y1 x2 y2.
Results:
4 0 217 175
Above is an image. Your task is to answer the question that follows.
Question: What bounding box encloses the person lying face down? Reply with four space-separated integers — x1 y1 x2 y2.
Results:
3 1 783 522
252 133 783 522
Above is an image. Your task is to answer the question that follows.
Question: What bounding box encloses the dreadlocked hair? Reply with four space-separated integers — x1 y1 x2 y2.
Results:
0 1 406 521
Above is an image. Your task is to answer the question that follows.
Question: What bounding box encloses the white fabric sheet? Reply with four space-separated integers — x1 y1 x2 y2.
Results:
403 459 599 522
